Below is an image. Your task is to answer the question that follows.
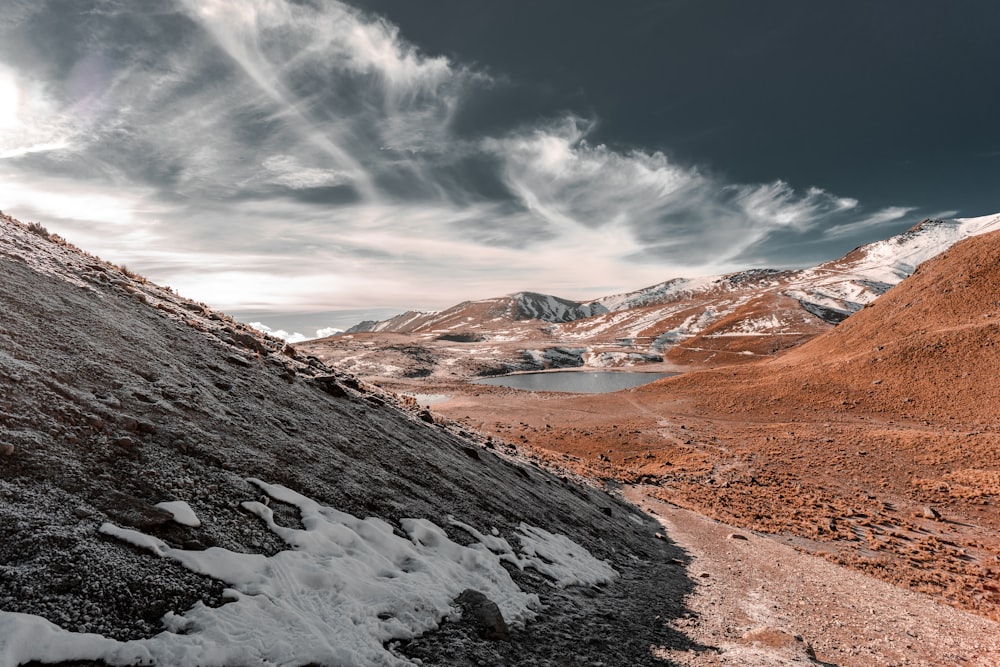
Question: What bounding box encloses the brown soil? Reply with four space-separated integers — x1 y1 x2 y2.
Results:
430 230 1000 626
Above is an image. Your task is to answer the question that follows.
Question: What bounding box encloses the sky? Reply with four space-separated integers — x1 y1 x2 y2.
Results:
1 1 998 338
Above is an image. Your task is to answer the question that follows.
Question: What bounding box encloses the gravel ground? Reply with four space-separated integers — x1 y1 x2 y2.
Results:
628 488 1000 667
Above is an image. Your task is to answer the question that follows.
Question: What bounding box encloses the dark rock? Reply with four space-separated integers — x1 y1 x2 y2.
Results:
98 491 174 530
311 376 347 397
455 589 510 641
418 409 434 424
114 436 136 449
226 354 252 368
230 331 267 355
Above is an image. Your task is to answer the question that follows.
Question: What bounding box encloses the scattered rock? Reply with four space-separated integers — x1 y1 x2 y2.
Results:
923 506 942 520
0 443 14 456
418 409 434 424
455 589 510 641
739 627 818 662
727 533 748 541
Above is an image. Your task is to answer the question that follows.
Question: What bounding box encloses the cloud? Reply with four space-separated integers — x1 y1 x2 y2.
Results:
485 118 867 267
315 327 343 339
0 0 924 322
823 206 917 239
259 155 351 190
248 321 307 343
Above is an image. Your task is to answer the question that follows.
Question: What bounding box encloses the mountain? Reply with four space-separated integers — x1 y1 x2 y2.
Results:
426 225 1000 626
346 292 608 334
306 213 1000 380
0 213 688 666
670 221 1000 424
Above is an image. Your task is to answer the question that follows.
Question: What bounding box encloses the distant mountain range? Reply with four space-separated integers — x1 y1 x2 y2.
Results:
310 214 1000 377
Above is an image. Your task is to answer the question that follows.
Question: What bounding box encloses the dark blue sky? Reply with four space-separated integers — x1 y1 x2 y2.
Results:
1 0 997 337
356 0 1000 215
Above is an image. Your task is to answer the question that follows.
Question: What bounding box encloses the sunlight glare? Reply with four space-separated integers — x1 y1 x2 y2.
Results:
0 72 20 129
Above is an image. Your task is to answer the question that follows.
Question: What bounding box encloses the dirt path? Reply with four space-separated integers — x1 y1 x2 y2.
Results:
626 487 1000 667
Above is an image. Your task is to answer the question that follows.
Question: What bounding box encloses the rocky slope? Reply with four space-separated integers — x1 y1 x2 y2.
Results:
5 213 999 665
0 214 696 666
306 214 1000 382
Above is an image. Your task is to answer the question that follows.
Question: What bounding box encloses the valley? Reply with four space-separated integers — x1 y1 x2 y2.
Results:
3 211 1000 665
300 214 1000 653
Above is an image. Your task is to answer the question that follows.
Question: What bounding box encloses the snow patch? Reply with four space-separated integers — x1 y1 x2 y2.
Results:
0 479 614 666
153 501 201 528
449 519 617 589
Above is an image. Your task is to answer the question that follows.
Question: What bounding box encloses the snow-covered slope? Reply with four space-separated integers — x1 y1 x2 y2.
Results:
785 214 1000 323
346 292 607 335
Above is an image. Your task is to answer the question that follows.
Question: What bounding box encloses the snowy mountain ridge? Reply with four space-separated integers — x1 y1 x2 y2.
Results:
345 214 1000 337
314 213 1000 377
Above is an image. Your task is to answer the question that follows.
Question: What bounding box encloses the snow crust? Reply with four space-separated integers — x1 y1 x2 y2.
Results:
449 519 618 588
0 479 615 667
154 501 201 528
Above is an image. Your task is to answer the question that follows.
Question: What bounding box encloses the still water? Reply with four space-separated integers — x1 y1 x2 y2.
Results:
472 370 676 394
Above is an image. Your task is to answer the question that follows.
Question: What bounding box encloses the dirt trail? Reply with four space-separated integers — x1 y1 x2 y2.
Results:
627 487 1000 667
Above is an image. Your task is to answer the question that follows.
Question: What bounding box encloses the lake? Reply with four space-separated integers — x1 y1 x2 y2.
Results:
472 370 677 394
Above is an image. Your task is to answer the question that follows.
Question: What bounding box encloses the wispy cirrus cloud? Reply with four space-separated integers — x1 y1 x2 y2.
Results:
0 0 926 324
822 206 918 239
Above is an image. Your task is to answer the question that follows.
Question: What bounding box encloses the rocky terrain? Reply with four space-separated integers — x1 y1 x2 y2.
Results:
428 228 1000 628
0 214 695 665
303 215 1000 663
3 211 1000 666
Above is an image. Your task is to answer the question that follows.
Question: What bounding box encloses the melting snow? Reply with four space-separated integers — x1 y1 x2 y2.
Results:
449 519 618 588
154 501 201 528
0 479 615 667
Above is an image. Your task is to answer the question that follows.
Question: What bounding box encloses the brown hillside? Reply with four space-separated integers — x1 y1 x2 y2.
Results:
661 228 1000 425
437 230 1000 622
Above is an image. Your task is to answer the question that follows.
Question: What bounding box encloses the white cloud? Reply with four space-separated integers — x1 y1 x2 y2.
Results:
823 206 917 239
260 155 350 189
315 327 343 339
0 0 923 321
0 64 80 161
486 118 871 267
248 321 307 343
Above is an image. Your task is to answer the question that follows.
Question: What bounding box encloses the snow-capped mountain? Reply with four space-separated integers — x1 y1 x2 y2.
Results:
314 213 1000 377
346 291 608 334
